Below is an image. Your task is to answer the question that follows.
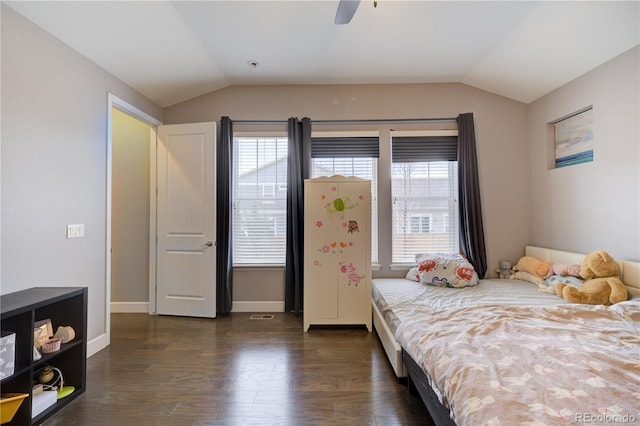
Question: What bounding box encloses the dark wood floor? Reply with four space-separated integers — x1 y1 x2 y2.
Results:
43 313 430 425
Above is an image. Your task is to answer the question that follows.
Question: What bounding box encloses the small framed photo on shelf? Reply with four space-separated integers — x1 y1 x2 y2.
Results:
34 319 53 349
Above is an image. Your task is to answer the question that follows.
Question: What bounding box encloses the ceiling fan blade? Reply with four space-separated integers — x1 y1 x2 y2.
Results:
335 0 361 25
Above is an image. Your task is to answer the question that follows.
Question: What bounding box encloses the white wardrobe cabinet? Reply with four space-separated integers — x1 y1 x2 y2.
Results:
303 176 372 331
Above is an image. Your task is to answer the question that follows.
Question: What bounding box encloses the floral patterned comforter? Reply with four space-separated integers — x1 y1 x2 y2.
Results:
396 301 640 426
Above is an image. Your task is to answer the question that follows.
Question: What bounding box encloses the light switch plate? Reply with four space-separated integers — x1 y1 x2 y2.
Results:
66 224 85 239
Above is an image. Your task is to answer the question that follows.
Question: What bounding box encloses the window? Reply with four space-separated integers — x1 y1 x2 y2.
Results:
232 136 288 265
310 135 379 263
391 134 459 263
409 214 432 234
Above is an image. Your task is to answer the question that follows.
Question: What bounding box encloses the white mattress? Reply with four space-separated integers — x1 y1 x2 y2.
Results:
372 277 568 336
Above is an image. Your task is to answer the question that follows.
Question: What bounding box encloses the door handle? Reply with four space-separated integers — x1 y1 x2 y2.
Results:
201 241 213 248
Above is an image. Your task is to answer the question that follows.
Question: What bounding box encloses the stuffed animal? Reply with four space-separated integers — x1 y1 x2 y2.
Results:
496 260 514 279
555 250 628 305
513 256 551 278
540 275 583 294
551 263 582 277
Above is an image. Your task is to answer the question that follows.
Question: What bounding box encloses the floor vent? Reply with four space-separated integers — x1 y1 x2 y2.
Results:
250 314 274 320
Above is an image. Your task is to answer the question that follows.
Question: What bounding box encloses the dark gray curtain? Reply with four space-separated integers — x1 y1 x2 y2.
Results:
285 117 311 314
457 113 487 278
216 116 233 313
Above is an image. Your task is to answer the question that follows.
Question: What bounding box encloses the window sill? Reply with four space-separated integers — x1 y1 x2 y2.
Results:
233 264 285 271
389 263 415 271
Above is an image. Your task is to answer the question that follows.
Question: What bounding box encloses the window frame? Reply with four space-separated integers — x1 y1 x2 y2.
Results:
228 128 460 271
389 130 459 267
231 132 288 267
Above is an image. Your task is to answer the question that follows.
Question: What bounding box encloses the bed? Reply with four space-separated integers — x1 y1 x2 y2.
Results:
372 246 640 425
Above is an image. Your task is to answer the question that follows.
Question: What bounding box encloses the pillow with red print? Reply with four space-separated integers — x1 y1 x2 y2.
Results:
405 266 420 282
416 253 479 288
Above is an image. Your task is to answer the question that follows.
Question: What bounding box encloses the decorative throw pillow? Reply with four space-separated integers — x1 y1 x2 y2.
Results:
416 253 479 288
405 266 420 282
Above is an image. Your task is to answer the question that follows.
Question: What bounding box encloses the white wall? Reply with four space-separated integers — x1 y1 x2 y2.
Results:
527 46 639 262
1 5 163 352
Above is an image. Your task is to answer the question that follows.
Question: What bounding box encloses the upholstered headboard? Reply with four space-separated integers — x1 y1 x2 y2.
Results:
525 246 640 297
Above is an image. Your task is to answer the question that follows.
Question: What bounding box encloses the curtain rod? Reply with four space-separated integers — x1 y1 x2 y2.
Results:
314 118 457 125
234 120 288 125
233 117 457 125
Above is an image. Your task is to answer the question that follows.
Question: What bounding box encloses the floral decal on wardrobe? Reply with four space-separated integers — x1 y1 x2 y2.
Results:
311 188 367 287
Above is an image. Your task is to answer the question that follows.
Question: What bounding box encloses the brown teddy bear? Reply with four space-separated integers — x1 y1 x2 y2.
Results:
555 250 628 305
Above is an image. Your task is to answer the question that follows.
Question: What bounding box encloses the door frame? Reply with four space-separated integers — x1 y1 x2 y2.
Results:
106 93 162 346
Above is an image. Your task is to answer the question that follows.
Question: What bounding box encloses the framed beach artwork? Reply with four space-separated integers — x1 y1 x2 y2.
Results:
553 107 593 168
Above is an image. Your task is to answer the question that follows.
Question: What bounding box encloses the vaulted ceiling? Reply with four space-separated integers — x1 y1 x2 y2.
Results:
6 1 639 107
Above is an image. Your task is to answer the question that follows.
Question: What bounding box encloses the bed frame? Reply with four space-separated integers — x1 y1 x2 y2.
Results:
372 293 405 377
372 246 640 423
403 350 456 426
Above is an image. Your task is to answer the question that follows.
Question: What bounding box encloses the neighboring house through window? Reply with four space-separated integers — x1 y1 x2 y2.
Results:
409 214 432 234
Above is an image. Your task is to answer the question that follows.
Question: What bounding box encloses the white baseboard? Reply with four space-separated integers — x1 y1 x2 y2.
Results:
111 301 149 313
87 333 109 358
232 301 284 312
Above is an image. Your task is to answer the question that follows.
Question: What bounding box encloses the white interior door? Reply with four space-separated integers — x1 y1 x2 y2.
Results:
156 122 216 318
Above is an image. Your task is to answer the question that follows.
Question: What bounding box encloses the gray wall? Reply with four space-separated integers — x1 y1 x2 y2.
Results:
527 46 639 262
111 108 151 304
164 83 531 303
1 5 163 349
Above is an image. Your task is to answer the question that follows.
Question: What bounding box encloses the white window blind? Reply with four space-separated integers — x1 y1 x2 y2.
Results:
391 135 458 263
232 136 288 265
310 136 379 263
409 214 432 234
